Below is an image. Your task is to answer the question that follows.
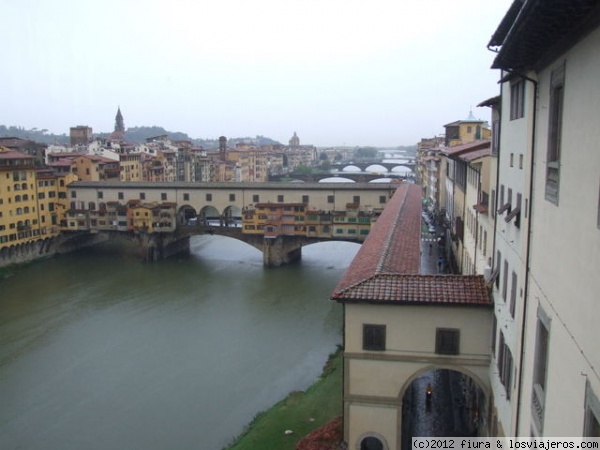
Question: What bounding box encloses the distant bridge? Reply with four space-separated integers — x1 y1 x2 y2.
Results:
65 181 399 266
330 160 416 173
269 173 406 183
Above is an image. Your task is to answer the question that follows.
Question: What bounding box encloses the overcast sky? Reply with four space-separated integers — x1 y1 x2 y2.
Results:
3 0 512 147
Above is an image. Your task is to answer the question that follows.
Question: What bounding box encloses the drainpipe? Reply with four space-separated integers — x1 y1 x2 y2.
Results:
473 165 482 275
461 165 467 274
510 69 538 437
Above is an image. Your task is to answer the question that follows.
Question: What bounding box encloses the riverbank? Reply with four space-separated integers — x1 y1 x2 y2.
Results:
223 348 343 450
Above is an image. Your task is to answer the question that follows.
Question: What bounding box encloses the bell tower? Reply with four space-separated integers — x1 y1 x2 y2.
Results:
114 107 125 134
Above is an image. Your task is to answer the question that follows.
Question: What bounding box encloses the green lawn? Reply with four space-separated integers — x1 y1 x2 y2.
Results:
223 348 343 450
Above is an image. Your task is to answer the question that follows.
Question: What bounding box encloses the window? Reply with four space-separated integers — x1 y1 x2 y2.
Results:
491 315 497 356
353 195 360 204
435 328 460 355
491 188 496 218
498 332 513 399
252 194 259 203
118 192 124 200
597 180 600 229
510 153 514 167
161 193 167 201
229 194 235 202
140 192 146 200
183 193 189 201
584 382 600 437
206 193 212 201
492 119 500 156
328 195 334 204
519 154 524 169
278 195 284 202
97 191 103 199
510 79 525 120
505 192 521 227
495 251 501 289
546 62 565 204
510 271 517 318
302 195 309 203
379 195 386 204
502 260 509 301
532 307 551 433
363 324 386 351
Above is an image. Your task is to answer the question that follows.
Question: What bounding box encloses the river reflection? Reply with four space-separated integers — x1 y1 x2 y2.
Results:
0 236 359 450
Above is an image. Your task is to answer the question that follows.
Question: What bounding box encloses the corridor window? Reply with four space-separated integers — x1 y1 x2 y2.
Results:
546 62 565 204
435 328 460 355
532 307 551 432
498 332 513 400
363 324 386 351
510 79 525 120
584 382 600 437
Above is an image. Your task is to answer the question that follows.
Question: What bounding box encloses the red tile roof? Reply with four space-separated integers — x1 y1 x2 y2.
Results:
442 140 491 157
331 183 492 307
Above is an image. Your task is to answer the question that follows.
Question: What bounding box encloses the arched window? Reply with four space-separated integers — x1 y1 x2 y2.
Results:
88 202 96 210
14 183 20 191
21 182 27 190
16 207 23 215
23 194 28 201
24 207 30 213
15 195 21 202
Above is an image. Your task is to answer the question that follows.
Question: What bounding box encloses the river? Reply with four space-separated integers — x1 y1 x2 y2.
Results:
0 236 360 450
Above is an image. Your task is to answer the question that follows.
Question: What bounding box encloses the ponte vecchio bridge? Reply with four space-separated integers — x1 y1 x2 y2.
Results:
65 181 401 266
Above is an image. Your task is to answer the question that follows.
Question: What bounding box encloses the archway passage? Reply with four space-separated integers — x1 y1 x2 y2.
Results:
361 436 385 450
401 369 485 450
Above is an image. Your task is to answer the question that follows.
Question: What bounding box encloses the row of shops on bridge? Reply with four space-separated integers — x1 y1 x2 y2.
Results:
64 200 383 241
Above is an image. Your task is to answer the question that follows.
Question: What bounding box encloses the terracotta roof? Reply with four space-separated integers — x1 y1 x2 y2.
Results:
333 274 490 306
0 148 34 160
331 183 492 307
459 146 492 162
442 140 491 157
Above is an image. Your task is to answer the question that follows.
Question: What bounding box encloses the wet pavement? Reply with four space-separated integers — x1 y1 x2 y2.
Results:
420 216 447 275
402 370 477 448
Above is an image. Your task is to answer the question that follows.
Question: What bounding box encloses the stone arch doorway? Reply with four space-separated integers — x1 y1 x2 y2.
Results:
178 205 198 225
223 205 242 227
198 205 221 226
400 367 488 450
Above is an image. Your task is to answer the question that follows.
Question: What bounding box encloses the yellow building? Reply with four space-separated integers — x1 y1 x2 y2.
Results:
0 147 76 256
36 170 77 235
129 203 176 233
71 155 120 182
119 153 143 182
444 111 491 147
0 147 39 249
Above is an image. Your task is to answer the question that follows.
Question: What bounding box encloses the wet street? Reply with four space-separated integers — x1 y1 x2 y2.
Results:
402 369 479 449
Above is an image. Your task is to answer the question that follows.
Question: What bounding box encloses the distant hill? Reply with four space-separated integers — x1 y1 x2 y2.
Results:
0 124 282 148
0 125 69 145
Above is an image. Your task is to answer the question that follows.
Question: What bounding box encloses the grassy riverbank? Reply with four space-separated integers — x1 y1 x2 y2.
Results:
223 348 343 450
